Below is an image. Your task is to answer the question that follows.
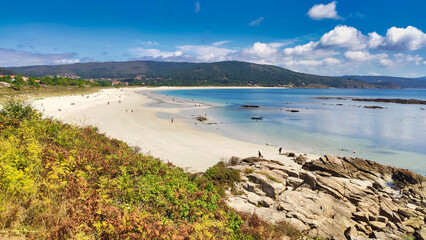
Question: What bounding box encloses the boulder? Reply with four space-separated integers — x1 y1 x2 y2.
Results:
294 155 308 165
396 223 415 234
245 192 263 206
403 217 424 230
369 221 386 230
287 177 304 188
259 196 274 207
352 211 369 222
247 173 285 198
299 171 317 190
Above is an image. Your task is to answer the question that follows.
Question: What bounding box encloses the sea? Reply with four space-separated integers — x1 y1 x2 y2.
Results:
156 88 426 175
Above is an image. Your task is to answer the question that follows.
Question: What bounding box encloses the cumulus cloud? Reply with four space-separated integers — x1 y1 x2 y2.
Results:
319 25 368 50
283 41 338 58
344 50 387 61
367 32 385 48
242 42 284 58
194 2 201 13
307 1 341 20
0 48 80 67
384 26 426 51
249 17 264 26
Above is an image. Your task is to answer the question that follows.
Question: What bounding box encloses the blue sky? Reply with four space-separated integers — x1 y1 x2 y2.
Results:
0 0 425 77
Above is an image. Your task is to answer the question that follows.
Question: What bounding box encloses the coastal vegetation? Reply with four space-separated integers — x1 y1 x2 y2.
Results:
0 101 290 239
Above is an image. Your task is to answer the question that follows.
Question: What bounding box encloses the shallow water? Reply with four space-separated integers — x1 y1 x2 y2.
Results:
156 88 426 175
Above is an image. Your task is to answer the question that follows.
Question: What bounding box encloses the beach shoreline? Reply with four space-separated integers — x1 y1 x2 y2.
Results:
32 86 313 172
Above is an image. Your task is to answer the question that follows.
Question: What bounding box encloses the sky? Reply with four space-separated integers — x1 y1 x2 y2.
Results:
0 0 425 77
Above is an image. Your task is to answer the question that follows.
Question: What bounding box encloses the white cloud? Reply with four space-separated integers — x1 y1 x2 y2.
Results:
367 32 384 48
344 51 374 61
0 48 80 67
307 1 341 20
319 25 367 50
249 17 264 26
283 41 337 58
242 42 284 58
194 2 201 13
212 40 230 46
140 41 159 46
130 48 183 59
323 57 341 65
384 26 426 51
344 50 387 62
177 44 236 61
394 53 424 65
379 58 394 67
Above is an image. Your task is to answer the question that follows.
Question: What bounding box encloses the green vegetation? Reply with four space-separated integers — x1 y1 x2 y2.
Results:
0 67 15 75
204 161 241 187
0 101 289 239
7 60 392 88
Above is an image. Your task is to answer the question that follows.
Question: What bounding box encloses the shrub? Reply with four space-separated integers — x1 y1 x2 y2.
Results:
204 161 241 186
0 99 38 120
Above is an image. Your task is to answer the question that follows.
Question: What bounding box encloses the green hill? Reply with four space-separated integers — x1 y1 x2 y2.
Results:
343 75 426 88
7 61 393 88
0 67 15 75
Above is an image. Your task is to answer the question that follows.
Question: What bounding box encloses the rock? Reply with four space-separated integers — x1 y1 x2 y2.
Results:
285 152 295 157
226 198 256 214
344 226 358 239
373 231 392 240
398 208 419 218
392 168 423 185
299 171 317 190
294 155 308 165
287 177 304 188
355 222 371 235
253 207 286 225
353 211 369 222
245 192 263 206
369 215 388 223
403 217 423 230
247 173 285 198
369 221 386 230
285 169 299 178
259 196 274 207
396 223 415 234
417 227 426 240
277 202 293 212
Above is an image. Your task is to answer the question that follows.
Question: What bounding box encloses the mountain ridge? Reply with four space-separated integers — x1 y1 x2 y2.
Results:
6 60 401 88
343 75 426 88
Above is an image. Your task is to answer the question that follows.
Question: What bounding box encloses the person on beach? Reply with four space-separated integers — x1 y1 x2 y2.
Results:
279 147 282 155
171 118 174 123
258 151 263 158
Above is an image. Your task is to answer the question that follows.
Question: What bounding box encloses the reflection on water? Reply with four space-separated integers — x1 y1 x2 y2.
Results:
157 88 426 175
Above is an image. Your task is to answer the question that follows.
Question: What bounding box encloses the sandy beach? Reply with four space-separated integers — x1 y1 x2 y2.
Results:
32 87 317 172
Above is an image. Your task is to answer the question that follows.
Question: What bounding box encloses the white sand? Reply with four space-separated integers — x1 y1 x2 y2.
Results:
32 87 317 172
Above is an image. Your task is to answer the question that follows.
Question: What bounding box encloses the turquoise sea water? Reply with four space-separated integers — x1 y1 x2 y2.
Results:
157 88 426 175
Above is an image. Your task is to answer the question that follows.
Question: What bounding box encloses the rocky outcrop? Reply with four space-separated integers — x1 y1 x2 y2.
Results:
226 156 425 240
